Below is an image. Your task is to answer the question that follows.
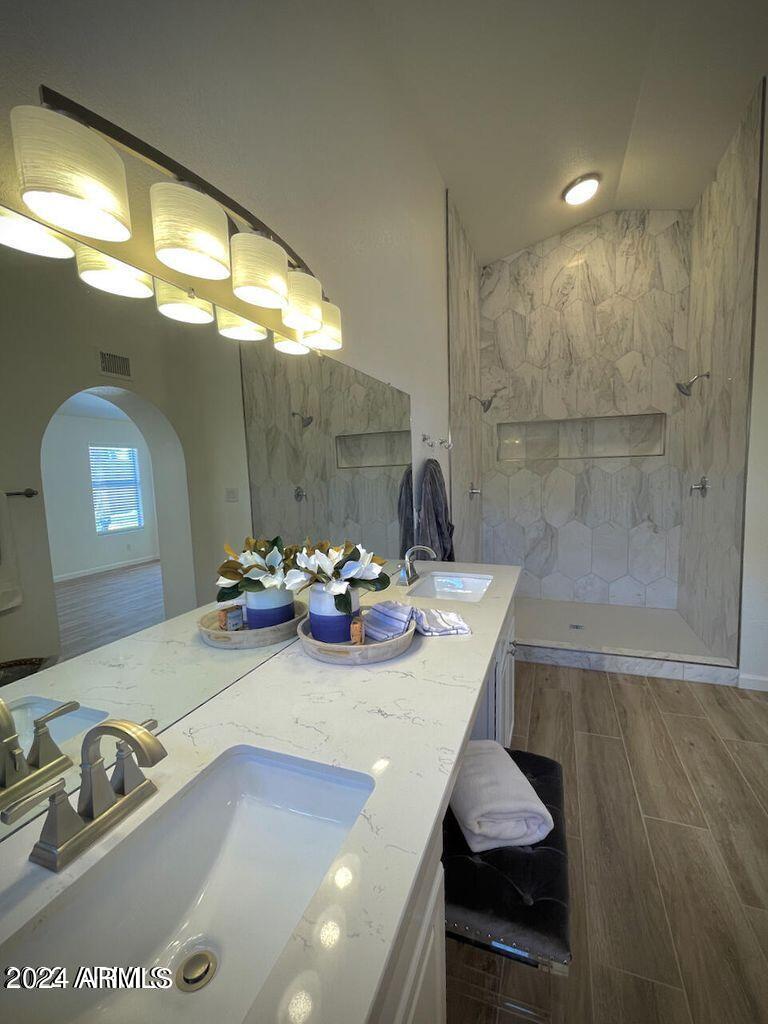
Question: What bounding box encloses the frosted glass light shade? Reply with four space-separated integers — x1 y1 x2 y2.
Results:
282 271 322 333
305 301 342 351
0 206 75 259
273 331 309 355
77 246 153 298
231 233 288 309
11 106 131 242
155 280 214 324
150 182 230 280
216 306 268 341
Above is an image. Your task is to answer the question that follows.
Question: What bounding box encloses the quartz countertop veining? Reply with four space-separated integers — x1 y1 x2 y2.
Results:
0 561 521 1023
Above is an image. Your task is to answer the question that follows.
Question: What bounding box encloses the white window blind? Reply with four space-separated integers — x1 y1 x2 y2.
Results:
88 446 144 534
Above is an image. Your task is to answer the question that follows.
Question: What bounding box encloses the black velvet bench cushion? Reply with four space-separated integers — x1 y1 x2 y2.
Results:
442 749 570 970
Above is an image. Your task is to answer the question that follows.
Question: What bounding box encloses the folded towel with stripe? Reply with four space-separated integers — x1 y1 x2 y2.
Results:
363 600 471 640
450 740 554 852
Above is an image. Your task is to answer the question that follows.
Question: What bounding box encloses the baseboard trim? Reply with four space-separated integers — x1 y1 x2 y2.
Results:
515 643 740 685
739 671 768 692
53 557 159 583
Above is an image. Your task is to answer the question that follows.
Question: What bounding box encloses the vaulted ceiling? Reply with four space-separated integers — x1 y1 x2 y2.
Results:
371 0 768 263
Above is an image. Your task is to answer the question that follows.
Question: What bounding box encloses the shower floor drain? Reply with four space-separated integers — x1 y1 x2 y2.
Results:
175 950 218 992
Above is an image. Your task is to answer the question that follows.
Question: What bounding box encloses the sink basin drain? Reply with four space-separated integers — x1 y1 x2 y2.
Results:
175 950 218 992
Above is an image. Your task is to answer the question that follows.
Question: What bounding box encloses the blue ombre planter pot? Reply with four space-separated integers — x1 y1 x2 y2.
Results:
309 584 360 643
244 588 295 629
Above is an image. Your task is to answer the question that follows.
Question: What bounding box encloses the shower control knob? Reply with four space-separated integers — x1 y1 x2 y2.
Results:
690 476 709 497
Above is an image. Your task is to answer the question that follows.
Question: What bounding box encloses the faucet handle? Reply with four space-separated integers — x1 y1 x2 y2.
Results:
28 701 80 770
1 777 66 825
111 720 159 797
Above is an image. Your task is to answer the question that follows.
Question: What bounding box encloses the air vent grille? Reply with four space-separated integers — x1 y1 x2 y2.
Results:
98 350 132 379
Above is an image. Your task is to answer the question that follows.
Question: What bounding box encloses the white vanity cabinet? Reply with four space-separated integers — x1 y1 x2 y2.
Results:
369 830 446 1024
470 609 516 746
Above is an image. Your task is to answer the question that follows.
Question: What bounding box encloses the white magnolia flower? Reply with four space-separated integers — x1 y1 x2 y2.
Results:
265 546 283 570
314 549 341 579
216 575 239 588
284 568 313 592
323 578 349 595
239 550 266 570
261 567 285 589
340 547 382 582
296 549 318 573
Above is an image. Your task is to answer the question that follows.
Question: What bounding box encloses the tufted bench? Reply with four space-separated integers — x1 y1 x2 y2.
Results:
442 749 570 1018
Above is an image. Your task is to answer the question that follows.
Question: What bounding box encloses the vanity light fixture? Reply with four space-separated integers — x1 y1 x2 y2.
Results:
304 300 343 351
231 232 289 309
215 306 268 341
273 330 309 355
0 206 75 259
282 270 323 333
562 173 601 206
11 105 131 241
155 280 214 324
76 246 153 298
150 182 230 280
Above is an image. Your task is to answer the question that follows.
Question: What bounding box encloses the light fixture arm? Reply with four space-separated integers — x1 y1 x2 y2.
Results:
37 85 315 279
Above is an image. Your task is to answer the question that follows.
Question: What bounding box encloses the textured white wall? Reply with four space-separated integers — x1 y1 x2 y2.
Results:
41 412 159 580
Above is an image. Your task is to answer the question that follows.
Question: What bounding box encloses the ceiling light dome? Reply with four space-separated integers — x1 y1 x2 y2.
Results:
77 246 153 298
562 173 601 206
282 270 322 333
231 233 288 309
304 301 342 351
11 105 131 241
273 331 309 355
150 182 230 280
215 306 268 341
155 280 214 324
0 206 75 259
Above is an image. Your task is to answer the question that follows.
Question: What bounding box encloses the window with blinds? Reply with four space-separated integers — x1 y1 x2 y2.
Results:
88 446 144 534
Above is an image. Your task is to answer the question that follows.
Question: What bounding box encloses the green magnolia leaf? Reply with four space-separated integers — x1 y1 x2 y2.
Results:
271 535 284 555
336 546 361 572
241 578 266 592
349 573 390 593
216 585 241 602
334 589 353 615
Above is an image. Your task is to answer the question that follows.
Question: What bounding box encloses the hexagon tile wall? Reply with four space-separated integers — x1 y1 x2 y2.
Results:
479 207 691 609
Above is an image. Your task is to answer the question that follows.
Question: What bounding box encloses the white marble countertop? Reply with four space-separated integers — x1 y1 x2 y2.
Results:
0 602 295 837
0 561 520 1023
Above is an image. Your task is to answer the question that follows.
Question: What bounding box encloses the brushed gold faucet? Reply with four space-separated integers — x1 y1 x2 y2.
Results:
1 718 167 872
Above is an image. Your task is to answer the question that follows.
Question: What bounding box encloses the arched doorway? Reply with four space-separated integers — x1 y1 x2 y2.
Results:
40 387 194 660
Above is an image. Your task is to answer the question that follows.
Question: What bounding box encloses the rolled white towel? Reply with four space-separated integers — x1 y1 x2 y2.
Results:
450 740 554 852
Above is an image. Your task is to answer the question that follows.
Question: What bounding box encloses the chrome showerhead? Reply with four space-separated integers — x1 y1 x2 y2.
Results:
676 372 710 397
469 390 501 413
291 411 313 429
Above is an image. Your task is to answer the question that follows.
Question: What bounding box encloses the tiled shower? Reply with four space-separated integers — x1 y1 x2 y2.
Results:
449 86 762 668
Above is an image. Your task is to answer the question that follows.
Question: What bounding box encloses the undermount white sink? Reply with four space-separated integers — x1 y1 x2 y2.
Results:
409 571 493 603
0 745 374 1023
8 696 109 750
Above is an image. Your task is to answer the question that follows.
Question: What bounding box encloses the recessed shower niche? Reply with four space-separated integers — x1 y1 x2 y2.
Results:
497 413 665 462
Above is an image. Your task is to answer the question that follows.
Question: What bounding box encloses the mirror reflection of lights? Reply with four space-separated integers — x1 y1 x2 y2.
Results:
334 866 353 890
319 919 341 949
287 990 313 1024
371 757 390 775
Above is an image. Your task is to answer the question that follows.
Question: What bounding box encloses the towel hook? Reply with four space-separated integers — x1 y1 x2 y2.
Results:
421 433 437 448
439 438 454 451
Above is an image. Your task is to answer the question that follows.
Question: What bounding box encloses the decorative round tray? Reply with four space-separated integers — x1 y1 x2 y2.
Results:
296 614 416 665
199 601 307 649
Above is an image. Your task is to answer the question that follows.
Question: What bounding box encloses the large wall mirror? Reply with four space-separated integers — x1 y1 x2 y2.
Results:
0 209 412 840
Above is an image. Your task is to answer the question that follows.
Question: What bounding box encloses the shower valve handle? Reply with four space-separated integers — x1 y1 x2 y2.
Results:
690 476 708 497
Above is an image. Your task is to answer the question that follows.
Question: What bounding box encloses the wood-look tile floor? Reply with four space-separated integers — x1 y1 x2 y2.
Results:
447 663 768 1024
53 561 165 661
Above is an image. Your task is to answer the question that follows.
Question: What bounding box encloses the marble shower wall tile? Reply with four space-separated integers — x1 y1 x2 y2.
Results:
241 343 410 558
480 208 689 611
677 86 762 665
448 198 483 560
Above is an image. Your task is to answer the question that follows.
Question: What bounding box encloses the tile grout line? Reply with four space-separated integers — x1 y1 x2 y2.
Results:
605 673 693 1021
